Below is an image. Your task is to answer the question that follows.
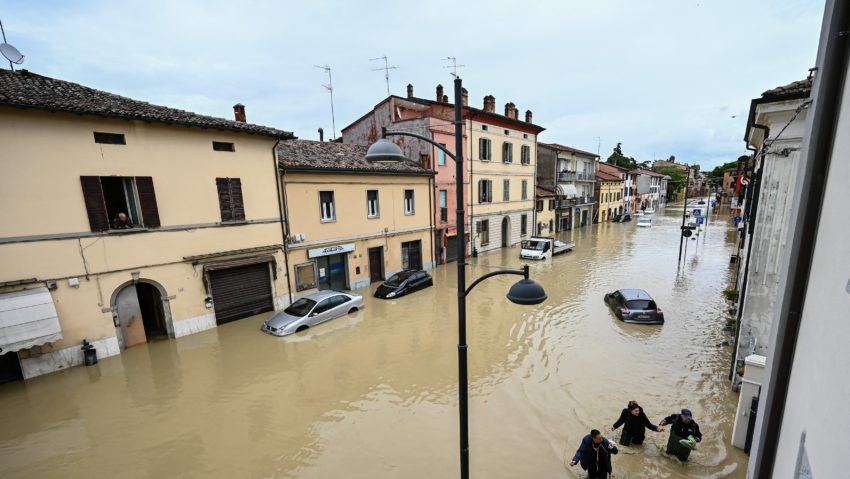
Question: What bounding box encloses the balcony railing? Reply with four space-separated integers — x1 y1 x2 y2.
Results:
575 195 597 205
558 171 596 182
556 199 573 209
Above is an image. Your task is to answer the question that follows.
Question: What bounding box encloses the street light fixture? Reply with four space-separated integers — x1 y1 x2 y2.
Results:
365 77 547 479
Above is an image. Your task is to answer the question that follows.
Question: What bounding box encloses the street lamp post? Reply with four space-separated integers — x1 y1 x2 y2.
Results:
365 77 547 479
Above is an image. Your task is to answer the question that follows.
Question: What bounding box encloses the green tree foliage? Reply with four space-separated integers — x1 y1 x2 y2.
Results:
606 143 638 170
710 160 740 179
659 167 687 197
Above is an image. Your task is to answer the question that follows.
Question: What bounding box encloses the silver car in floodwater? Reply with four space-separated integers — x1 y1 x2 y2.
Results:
261 290 364 336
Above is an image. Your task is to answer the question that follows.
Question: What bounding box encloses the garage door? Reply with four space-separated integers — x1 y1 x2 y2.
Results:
209 263 274 325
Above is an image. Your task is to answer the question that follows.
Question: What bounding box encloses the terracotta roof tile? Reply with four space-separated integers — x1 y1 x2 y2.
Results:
595 170 622 181
536 186 556 198
539 142 599 157
277 140 434 175
0 69 293 139
761 78 813 99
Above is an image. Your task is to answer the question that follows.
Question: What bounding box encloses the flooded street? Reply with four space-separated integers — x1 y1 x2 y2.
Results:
0 205 747 478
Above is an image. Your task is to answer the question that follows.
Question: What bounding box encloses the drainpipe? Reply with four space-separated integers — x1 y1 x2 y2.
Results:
752 0 848 475
273 143 294 306
728 139 765 382
428 135 436 269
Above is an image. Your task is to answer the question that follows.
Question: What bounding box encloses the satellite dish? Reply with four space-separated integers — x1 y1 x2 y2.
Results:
0 43 24 64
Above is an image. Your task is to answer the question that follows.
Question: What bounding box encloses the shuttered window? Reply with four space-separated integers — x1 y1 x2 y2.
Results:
521 180 528 200
479 138 492 161
478 179 493 204
502 142 513 163
80 176 159 231
521 145 531 165
503 179 510 201
477 220 489 245
216 178 245 222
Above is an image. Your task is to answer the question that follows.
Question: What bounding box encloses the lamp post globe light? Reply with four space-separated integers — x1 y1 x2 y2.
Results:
366 77 547 479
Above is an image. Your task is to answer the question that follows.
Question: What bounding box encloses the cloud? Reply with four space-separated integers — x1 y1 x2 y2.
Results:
2 0 825 168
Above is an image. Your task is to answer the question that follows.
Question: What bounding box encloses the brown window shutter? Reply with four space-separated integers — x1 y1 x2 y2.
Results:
230 178 245 221
135 176 161 228
80 176 109 232
217 178 233 222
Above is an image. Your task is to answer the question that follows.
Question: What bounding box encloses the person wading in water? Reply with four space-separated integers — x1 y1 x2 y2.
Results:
611 400 664 446
569 429 619 479
658 408 703 461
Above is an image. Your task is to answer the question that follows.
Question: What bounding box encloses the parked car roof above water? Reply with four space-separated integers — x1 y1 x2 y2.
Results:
618 289 654 301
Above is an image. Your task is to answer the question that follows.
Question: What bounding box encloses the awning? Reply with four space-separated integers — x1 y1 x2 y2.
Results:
0 287 62 353
556 184 578 197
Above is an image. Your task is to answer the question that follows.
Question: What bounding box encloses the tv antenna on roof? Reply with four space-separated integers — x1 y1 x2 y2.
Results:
314 64 337 140
0 18 25 71
443 56 464 78
369 55 398 96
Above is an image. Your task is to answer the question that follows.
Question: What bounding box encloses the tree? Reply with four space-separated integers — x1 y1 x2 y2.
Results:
606 142 638 170
709 160 740 179
659 167 687 198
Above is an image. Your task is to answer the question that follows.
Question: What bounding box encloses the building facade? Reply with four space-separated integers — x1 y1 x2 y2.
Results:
595 170 624 221
536 143 598 231
0 70 294 381
534 187 557 235
278 141 435 296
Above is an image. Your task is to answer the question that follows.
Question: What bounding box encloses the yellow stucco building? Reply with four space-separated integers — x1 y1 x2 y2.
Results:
0 70 294 380
595 169 624 222
277 141 435 296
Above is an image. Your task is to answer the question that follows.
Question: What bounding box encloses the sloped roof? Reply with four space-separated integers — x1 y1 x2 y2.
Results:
277 140 434 176
0 69 293 139
536 186 556 198
596 170 622 181
761 77 813 99
539 142 599 158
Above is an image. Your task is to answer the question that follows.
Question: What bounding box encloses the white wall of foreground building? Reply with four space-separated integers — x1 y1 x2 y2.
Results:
749 1 849 476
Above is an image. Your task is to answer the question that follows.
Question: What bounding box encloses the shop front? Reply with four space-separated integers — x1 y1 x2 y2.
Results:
307 243 354 292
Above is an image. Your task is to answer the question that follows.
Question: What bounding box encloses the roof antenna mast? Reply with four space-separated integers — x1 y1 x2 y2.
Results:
369 55 398 96
443 56 465 78
314 64 337 140
0 18 26 71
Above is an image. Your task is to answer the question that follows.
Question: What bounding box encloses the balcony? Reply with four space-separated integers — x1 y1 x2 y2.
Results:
575 195 596 205
557 171 596 182
555 199 574 209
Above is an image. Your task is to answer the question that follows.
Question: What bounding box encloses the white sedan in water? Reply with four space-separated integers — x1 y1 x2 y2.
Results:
261 290 364 336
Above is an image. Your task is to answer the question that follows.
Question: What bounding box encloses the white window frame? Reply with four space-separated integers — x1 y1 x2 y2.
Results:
502 142 513 163
521 145 531 165
404 189 415 215
479 138 492 161
319 190 336 222
367 189 380 218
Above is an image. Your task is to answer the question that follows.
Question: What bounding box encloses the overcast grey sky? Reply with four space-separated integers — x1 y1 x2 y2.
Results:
3 0 824 169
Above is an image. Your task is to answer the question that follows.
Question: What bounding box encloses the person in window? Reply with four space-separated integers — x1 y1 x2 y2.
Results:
610 401 663 446
658 408 702 461
112 212 133 229
569 429 618 478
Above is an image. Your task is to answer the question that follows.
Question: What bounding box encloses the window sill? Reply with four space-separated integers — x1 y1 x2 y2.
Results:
105 227 149 235
404 212 415 216
219 220 249 226
367 215 380 219
320 219 336 223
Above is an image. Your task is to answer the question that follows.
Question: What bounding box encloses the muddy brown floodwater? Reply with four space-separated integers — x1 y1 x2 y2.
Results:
0 205 748 478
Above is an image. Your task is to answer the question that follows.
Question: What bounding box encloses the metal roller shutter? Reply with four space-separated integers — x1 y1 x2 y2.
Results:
209 263 274 325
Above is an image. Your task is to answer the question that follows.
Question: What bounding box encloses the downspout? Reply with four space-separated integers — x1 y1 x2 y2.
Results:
729 138 765 382
428 132 436 269
274 145 294 306
752 0 848 475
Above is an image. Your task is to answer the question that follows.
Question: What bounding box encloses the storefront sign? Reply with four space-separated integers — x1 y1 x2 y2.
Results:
308 243 356 258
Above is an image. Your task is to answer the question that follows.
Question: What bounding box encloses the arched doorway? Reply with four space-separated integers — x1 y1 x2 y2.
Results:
112 280 171 350
501 216 510 247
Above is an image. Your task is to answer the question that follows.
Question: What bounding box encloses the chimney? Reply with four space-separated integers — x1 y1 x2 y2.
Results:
504 103 511 117
436 84 444 102
525 110 533 123
318 128 324 142
443 95 449 103
233 103 246 122
462 88 468 106
407 84 414 98
483 95 495 113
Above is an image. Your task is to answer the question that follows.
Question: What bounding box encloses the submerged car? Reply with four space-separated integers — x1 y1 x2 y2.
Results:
374 270 433 299
636 217 652 227
616 213 632 223
644 207 655 214
262 290 364 336
604 289 664 324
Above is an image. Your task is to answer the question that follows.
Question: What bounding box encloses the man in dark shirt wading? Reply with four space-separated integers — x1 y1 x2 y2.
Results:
658 408 703 461
569 429 619 479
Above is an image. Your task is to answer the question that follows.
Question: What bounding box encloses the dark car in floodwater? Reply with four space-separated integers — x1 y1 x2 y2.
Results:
374 270 433 299
614 213 632 223
604 289 664 324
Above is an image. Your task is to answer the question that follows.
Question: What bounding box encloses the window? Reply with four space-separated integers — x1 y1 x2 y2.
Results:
520 145 531 165
521 214 528 236
319 191 335 222
93 132 126 145
479 138 492 161
502 142 513 163
216 178 245 222
521 180 528 200
212 141 235 152
367 190 380 218
439 190 448 223
504 129 510 135
294 262 318 291
477 220 490 245
404 189 415 215
401 240 423 270
438 143 446 166
481 125 488 131
503 179 510 201
79 176 159 232
536 200 543 212
523 133 529 139
478 179 493 203
549 200 555 210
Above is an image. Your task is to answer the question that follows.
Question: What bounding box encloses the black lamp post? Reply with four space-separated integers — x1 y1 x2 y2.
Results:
365 77 547 479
